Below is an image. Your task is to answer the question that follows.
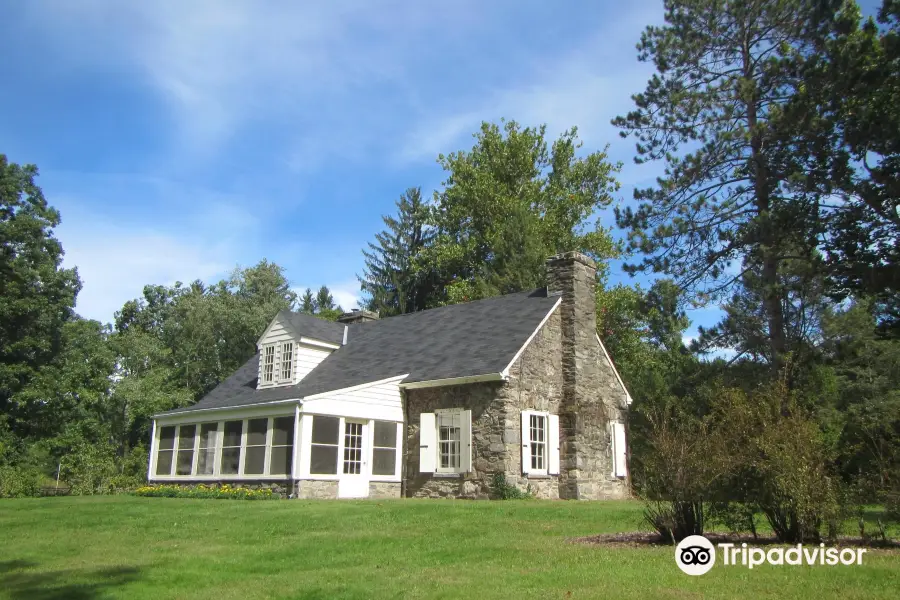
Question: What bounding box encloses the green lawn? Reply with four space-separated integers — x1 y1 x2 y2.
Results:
0 497 896 600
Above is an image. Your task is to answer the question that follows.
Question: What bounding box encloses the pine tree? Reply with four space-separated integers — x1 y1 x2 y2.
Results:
360 187 434 316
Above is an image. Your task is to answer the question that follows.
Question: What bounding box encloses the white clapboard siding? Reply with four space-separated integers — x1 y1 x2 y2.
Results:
302 377 405 422
257 313 334 387
293 344 331 383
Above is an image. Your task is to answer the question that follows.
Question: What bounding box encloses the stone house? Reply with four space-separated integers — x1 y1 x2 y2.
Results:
148 252 632 499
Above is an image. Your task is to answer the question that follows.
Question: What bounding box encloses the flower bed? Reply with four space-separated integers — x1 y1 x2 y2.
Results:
133 483 278 500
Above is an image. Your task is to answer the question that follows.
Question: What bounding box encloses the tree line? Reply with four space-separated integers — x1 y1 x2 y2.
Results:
1 0 897 538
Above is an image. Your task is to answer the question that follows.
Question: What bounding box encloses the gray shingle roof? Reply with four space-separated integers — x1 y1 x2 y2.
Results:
278 310 345 346
159 288 559 415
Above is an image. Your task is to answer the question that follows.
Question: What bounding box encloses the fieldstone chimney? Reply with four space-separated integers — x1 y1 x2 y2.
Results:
336 309 379 325
546 252 625 499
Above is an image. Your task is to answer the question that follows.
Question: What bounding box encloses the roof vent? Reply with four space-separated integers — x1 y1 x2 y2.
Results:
336 309 379 325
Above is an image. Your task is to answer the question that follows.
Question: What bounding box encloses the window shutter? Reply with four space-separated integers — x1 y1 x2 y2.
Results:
521 411 532 475
612 421 627 477
419 413 436 473
460 410 473 473
548 414 560 475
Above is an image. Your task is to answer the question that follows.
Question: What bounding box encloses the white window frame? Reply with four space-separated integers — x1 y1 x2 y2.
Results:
420 408 471 475
529 412 548 475
521 410 560 476
279 341 294 383
610 420 627 478
150 415 297 481
262 344 276 384
298 414 403 482
436 410 463 474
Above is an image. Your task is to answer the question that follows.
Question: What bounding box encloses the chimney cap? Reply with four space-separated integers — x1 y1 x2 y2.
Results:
546 251 597 269
336 309 379 324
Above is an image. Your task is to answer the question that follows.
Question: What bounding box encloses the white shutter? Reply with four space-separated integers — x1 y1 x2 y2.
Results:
548 414 560 475
521 411 532 475
613 421 627 477
460 410 473 473
419 413 436 473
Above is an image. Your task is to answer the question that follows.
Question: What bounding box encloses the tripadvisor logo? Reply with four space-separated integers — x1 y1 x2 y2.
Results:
675 535 867 575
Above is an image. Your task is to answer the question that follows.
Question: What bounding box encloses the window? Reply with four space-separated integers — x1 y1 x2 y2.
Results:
244 418 268 475
176 424 196 475
262 345 275 383
418 410 471 474
154 415 297 479
197 423 218 475
269 416 293 475
437 412 461 471
529 414 546 473
521 411 560 476
280 342 294 382
220 420 243 475
310 416 340 475
372 421 397 476
156 426 176 475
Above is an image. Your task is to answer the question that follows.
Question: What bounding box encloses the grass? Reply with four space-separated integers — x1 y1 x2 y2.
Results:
0 497 897 600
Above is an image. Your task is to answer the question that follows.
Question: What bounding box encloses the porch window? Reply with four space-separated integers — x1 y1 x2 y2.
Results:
155 426 176 476
244 418 268 475
372 421 398 476
220 420 243 475
197 423 218 475
310 416 340 475
176 424 196 475
269 416 294 475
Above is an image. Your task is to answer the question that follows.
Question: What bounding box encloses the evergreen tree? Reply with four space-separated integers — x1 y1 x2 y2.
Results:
360 187 434 316
613 0 841 371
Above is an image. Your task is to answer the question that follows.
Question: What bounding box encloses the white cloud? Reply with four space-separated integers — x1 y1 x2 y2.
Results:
58 218 233 324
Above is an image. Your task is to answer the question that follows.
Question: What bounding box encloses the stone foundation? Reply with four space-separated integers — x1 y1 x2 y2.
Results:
294 480 338 499
368 481 402 498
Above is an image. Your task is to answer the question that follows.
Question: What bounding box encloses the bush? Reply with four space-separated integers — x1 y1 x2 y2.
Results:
0 465 42 498
61 441 119 495
133 484 278 500
635 390 737 541
490 473 532 500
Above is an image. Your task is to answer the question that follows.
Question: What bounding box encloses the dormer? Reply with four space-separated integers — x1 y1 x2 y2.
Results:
256 311 345 389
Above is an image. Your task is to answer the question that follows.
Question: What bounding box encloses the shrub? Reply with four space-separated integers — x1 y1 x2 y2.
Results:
133 484 278 500
635 390 737 541
0 465 42 498
490 473 532 500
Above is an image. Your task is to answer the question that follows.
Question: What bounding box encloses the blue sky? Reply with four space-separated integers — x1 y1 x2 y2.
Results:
0 0 881 345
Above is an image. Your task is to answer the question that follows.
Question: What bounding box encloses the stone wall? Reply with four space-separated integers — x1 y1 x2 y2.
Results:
547 252 630 500
369 482 402 499
497 308 564 498
403 382 505 499
294 479 338 499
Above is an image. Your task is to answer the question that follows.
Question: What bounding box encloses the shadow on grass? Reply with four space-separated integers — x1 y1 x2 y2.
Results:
0 560 140 600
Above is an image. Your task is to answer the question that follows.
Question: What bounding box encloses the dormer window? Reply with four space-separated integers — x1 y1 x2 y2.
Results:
280 342 294 382
262 345 276 383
